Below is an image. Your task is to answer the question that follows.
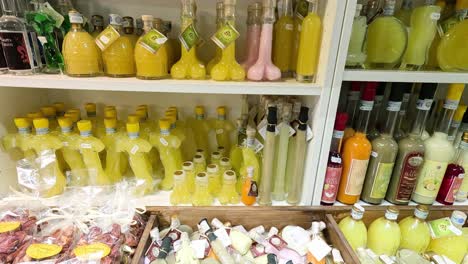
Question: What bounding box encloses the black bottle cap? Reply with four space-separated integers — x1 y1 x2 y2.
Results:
158 236 173 258
419 83 438 100
389 83 406 102
376 82 386 96
267 254 278 264
298 106 309 130
463 106 468 124
267 107 277 125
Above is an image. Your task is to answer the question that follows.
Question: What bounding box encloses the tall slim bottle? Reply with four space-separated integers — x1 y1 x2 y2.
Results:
259 107 277 205
337 82 376 205
346 4 367 68
273 0 294 75
412 83 465 204
343 82 361 142
361 83 404 204
447 105 467 143
453 104 468 147
395 0 413 26
393 84 413 142
456 132 468 202
367 83 386 141
272 105 292 201
386 83 437 205
91 15 104 38
321 112 348 205
240 3 262 71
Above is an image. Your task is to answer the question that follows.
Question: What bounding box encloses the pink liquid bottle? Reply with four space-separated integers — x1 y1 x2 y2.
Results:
321 112 348 206
436 131 468 205
247 0 281 81
241 3 262 71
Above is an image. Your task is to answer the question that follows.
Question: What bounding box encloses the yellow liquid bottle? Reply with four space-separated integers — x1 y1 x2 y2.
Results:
57 117 88 186
53 102 66 117
165 113 185 166
219 157 232 178
229 118 247 175
31 118 66 197
101 118 123 183
40 106 58 131
338 204 368 252
170 170 191 205
3 118 36 161
63 10 102 77
438 12 468 71
190 106 211 154
211 151 221 167
207 2 224 75
84 103 102 138
183 161 196 193
120 122 153 195
211 0 246 81
290 0 308 73
123 16 139 47
367 207 401 256
398 205 431 253
76 120 108 186
134 15 168 79
211 106 234 153
150 118 183 190
273 0 294 75
102 14 136 78
90 15 104 38
238 127 261 192
218 170 240 205
192 172 213 206
296 0 322 82
193 154 206 176
171 0 206 80
207 164 222 197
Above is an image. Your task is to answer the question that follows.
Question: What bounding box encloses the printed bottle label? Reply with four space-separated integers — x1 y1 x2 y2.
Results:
0 45 7 70
370 162 395 199
0 32 33 70
395 152 424 202
139 29 168 54
456 172 468 201
27 31 40 68
413 159 448 199
179 23 201 51
211 22 240 49
345 159 369 196
444 174 464 204
416 99 433 111
321 167 342 203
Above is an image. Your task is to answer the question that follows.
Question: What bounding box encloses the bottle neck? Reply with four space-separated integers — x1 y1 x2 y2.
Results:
224 4 236 24
142 20 153 33
368 95 383 131
307 0 318 14
382 0 396 16
410 99 432 137
355 100 373 134
280 0 293 17
346 91 360 127
1 0 16 16
401 0 413 9
435 99 459 134
330 129 344 153
381 101 401 135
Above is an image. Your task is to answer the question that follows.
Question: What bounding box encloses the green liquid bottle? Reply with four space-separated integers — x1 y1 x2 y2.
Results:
346 4 367 68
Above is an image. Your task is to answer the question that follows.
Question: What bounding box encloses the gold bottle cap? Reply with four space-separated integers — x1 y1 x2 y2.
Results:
27 112 43 120
217 106 226 116
40 106 56 117
84 103 96 113
77 120 92 132
127 114 140 123
53 102 65 113
14 117 31 129
104 118 117 129
195 105 205 115
33 118 49 130
58 117 73 128
126 122 140 133
104 108 117 119
159 118 171 130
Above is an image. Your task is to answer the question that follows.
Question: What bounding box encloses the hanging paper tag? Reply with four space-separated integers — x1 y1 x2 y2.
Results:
253 139 264 153
95 25 121 51
73 243 111 260
179 23 200 51
139 29 168 54
0 221 20 233
43 2 64 28
191 239 207 259
307 238 332 261
429 217 463 239
306 125 313 141
277 123 296 137
213 228 232 247
295 0 309 20
211 22 240 49
26 244 62 260
248 181 258 197
268 235 288 251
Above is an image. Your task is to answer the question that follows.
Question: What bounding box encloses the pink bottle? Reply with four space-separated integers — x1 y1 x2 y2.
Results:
247 0 281 81
241 3 262 71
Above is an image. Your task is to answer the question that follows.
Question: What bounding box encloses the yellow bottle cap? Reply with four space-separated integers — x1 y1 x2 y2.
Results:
64 112 80 123
85 103 97 113
456 0 468 10
454 105 467 122
217 106 226 116
137 104 148 111
165 113 176 125
105 105 116 111
135 109 146 119
58 117 73 128
40 106 56 117
68 109 82 119
27 112 43 120
14 117 31 128
77 120 92 132
127 122 140 133
447 84 465 101
52 102 65 112
104 108 117 119
104 118 117 128
168 106 177 113
159 118 171 130
128 114 140 123
33 118 49 130
195 105 204 115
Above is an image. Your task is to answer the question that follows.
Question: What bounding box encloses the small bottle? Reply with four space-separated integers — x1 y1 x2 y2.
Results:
346 4 367 68
338 203 367 251
241 166 257 206
192 172 213 206
367 206 401 256
183 161 196 194
219 157 231 177
90 15 104 38
170 170 191 205
193 154 206 176
218 170 240 205
398 205 431 253
198 219 235 264
213 106 234 153
40 106 58 131
207 164 221 197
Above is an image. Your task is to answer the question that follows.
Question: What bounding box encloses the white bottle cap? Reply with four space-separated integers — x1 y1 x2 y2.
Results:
223 170 236 181
183 161 194 170
207 164 219 173
173 170 185 181
351 203 365 220
109 14 123 26
220 157 230 166
196 172 208 182
451 210 467 226
141 15 154 22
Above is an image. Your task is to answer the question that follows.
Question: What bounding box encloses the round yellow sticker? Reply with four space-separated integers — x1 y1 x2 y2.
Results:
26 244 62 259
0 221 20 233
73 242 111 260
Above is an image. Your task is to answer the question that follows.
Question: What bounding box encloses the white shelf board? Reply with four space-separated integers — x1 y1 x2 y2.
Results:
343 69 468 84
0 74 321 96
334 199 468 207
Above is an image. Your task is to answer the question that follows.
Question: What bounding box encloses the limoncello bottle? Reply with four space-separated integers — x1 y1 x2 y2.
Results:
219 157 232 177
171 0 206 80
207 163 222 197
193 154 206 176
40 106 58 131
101 118 123 183
3 117 35 160
273 0 294 75
367 206 401 256
76 120 108 185
229 118 247 175
211 151 221 167
122 16 139 47
207 2 224 75
398 205 431 253
239 127 261 189
170 170 191 205
183 161 196 193
338 204 367 251
90 15 104 38
53 102 66 117
241 166 257 205
218 170 240 205
192 172 213 206
190 106 211 154
346 4 367 68
211 106 234 153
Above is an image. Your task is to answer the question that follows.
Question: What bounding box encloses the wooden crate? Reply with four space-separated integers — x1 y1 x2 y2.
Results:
131 206 360 264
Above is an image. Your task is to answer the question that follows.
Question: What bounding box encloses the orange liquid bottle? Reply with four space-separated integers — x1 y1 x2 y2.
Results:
241 166 257 206
337 82 377 204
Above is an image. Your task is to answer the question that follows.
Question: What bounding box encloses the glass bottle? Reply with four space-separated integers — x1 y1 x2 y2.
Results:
102 14 136 78
393 84 413 142
198 219 235 264
398 205 431 253
337 82 376 205
436 136 465 205
171 0 206 80
346 4 367 68
366 0 384 23
343 82 361 142
290 0 308 73
207 2 225 75
386 83 436 205
447 104 467 143
218 170 240 204
101 117 122 183
0 0 39 74
211 0 245 81
207 163 222 198
193 154 206 176
91 15 104 38
413 83 465 204
241 166 256 205
361 83 403 204
365 0 407 69
192 172 212 206
338 203 367 251
122 16 138 47
296 0 322 82
0 5 7 74
134 15 168 79
367 206 401 256
212 106 234 153
62 10 102 77
395 0 413 26
241 2 262 71
170 170 191 205
191 105 211 154
182 161 195 194
272 104 292 201
247 0 281 81
453 105 468 147
367 82 386 141
219 157 231 177
152 236 172 264
321 112 348 205
258 107 277 206
57 0 72 34
273 0 294 75
456 132 468 202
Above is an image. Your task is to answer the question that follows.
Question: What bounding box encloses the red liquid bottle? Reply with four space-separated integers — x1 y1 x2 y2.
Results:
321 112 348 205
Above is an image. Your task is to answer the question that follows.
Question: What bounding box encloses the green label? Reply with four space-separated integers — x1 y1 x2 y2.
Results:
179 23 200 51
429 217 461 239
413 160 448 199
295 0 309 20
370 162 395 199
211 22 240 49
139 29 168 54
95 25 120 51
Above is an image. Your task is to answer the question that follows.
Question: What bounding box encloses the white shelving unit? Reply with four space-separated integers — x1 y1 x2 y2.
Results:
343 69 468 84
